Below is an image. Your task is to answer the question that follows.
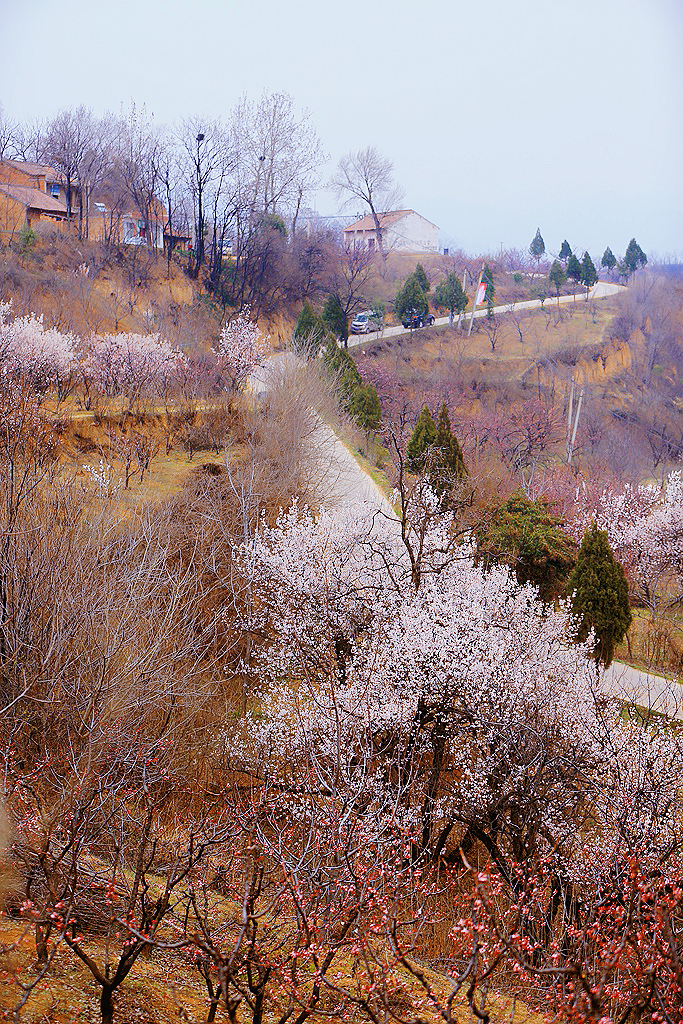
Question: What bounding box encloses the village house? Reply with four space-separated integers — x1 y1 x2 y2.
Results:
343 209 439 254
0 159 79 241
88 195 192 252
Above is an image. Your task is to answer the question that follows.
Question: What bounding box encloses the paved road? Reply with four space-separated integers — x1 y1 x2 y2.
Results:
603 660 683 720
254 310 681 718
347 281 624 350
247 352 393 516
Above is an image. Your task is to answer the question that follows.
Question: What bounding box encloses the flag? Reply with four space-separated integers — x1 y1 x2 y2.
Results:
475 282 488 307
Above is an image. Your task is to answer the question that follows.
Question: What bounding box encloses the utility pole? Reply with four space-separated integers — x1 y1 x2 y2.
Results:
457 268 467 329
467 264 485 338
566 378 575 457
567 385 584 464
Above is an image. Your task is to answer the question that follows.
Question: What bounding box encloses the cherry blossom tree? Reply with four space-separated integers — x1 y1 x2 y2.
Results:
566 472 683 612
215 307 269 393
83 331 182 411
436 845 683 1023
0 301 78 400
233 498 683 884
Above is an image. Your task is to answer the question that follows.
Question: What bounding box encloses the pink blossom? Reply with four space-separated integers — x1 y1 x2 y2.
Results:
216 307 269 392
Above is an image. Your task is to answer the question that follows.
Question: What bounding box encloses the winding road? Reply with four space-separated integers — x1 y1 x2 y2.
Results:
254 278 681 717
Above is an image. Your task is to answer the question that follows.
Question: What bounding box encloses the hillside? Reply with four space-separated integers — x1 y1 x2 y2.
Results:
1 232 683 1024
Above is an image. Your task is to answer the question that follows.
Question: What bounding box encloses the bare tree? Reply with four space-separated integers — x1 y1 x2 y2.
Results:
330 145 404 259
328 241 375 344
237 91 326 236
0 103 17 160
8 115 47 163
43 106 96 231
179 117 229 279
117 104 168 249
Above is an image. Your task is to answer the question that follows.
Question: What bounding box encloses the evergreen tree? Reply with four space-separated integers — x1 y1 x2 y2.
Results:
549 260 567 299
370 300 386 331
349 383 382 442
482 263 495 318
581 251 598 296
407 404 467 505
623 237 647 275
395 275 428 321
529 228 546 264
414 262 430 293
322 293 348 343
294 301 324 356
406 405 437 473
558 239 572 263
323 336 362 408
567 253 582 294
568 523 632 667
435 403 468 481
475 491 576 603
601 247 617 274
434 273 468 318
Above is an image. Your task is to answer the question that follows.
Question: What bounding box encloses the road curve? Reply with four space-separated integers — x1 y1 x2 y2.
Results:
252 311 680 718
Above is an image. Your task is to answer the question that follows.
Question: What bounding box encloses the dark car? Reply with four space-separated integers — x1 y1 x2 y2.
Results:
401 309 436 329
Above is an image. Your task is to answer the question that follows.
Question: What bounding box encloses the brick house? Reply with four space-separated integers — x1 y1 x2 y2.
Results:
0 159 77 241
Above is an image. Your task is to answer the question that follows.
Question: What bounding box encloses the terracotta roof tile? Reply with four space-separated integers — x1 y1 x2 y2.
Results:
0 183 68 214
344 209 414 232
2 159 66 183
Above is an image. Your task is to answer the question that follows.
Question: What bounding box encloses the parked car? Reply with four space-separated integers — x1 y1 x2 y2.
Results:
401 309 435 329
351 310 383 334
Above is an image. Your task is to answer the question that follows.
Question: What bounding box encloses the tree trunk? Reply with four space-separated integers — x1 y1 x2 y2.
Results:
100 984 115 1024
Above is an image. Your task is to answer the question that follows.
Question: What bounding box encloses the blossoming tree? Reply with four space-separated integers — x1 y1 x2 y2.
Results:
216 307 270 393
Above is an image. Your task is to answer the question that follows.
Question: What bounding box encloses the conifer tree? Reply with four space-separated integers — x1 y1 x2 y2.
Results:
549 260 566 299
623 238 647 275
434 273 467 319
529 228 545 265
349 383 382 443
406 405 437 474
580 251 598 296
407 404 467 508
323 336 362 408
482 263 495 318
567 253 582 296
414 262 430 294
322 293 348 342
294 301 324 356
395 276 428 322
601 247 617 274
568 523 632 667
476 490 576 602
435 403 467 481
558 239 572 263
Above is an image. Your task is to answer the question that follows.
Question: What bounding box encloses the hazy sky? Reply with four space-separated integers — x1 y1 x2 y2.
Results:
2 0 682 260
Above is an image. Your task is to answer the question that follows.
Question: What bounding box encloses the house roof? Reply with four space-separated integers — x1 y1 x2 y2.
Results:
343 209 439 233
1 159 66 183
344 210 412 232
0 183 68 214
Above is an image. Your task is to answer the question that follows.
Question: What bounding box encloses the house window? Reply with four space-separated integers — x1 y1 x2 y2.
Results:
368 238 375 253
51 184 61 199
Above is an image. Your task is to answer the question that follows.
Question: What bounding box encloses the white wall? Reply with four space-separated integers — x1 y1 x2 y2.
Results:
386 212 438 253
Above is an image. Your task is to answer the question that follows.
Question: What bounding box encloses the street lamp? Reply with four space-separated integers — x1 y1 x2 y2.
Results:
195 132 205 273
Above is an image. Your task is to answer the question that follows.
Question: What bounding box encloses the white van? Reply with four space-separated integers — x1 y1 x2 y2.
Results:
351 310 382 334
